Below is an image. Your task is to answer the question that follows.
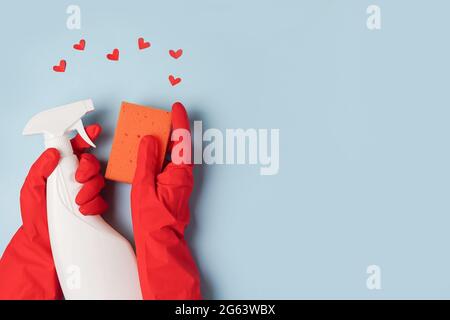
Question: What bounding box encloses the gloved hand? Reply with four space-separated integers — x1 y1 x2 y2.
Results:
131 102 202 300
0 124 107 300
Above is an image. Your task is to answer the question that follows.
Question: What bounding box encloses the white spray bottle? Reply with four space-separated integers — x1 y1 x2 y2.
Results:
23 99 142 300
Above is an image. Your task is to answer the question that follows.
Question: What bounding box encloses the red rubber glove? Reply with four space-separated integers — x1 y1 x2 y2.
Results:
131 102 202 300
0 124 107 300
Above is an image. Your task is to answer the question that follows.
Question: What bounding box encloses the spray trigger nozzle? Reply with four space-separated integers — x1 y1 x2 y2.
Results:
23 99 96 154
70 119 96 148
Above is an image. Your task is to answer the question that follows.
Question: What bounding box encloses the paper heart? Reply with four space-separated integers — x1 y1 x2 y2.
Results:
107 49 119 61
138 37 151 50
169 75 182 86
73 39 86 51
53 59 66 72
169 49 183 59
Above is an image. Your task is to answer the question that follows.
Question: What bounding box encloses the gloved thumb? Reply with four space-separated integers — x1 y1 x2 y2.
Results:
132 135 160 195
22 148 60 190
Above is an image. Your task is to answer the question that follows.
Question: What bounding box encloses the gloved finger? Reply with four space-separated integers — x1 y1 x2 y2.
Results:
172 102 191 132
159 162 193 188
157 162 194 225
75 174 105 206
132 135 159 195
167 102 191 153
71 124 102 156
168 102 193 166
75 153 101 183
79 195 108 216
20 148 60 223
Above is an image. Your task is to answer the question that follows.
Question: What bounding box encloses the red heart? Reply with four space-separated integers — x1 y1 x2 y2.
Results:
138 37 151 50
169 49 183 59
169 75 182 86
107 49 119 61
73 39 86 51
53 60 66 72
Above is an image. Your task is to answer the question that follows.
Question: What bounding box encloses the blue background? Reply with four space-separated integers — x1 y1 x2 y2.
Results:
1 0 450 299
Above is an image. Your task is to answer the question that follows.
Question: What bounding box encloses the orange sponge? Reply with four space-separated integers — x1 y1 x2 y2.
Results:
105 101 172 184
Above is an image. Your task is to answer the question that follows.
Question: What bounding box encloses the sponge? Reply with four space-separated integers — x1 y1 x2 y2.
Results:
105 101 172 184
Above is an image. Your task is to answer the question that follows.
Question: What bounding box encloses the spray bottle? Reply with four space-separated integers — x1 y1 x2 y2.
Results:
23 99 142 300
